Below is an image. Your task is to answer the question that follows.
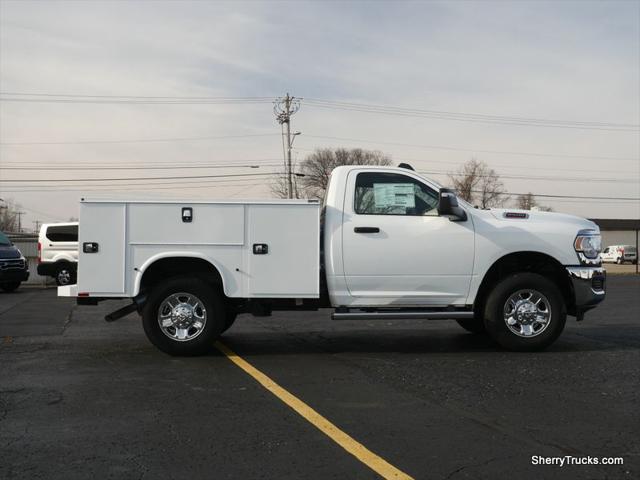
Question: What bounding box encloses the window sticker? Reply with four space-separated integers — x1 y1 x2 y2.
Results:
373 183 416 209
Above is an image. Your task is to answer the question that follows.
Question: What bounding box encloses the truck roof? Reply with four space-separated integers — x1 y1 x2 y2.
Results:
79 198 320 205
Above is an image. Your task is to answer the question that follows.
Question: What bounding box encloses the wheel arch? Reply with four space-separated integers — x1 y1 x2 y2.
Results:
474 251 575 318
51 255 77 267
135 253 227 297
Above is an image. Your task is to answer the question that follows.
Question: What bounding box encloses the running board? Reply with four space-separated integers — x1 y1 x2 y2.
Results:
331 311 474 321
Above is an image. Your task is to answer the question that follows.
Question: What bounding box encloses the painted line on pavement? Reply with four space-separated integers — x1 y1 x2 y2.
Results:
214 341 414 480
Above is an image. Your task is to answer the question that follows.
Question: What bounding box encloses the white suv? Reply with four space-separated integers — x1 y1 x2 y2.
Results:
601 245 637 264
37 222 79 285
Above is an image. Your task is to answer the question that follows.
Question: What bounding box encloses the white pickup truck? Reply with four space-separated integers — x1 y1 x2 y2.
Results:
59 165 606 355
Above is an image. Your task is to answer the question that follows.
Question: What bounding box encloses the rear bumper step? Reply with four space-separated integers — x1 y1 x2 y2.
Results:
332 311 474 321
104 295 147 322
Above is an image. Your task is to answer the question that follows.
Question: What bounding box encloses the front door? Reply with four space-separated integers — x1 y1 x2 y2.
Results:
341 170 475 306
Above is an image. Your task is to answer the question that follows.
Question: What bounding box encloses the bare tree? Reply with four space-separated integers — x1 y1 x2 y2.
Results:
516 192 537 210
270 172 302 199
0 199 21 232
272 148 392 199
516 192 553 211
448 159 507 208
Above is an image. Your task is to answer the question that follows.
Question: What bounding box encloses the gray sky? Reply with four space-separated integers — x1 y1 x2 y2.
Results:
1 0 639 230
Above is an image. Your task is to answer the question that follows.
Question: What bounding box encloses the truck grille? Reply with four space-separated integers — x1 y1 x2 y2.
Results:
0 259 25 271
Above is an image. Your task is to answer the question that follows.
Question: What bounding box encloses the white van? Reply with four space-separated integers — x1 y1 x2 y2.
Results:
37 222 79 285
601 245 637 264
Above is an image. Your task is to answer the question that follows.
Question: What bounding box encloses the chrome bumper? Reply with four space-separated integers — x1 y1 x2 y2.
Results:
566 266 606 317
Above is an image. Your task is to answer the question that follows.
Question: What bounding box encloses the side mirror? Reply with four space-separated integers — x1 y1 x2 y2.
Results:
437 188 467 221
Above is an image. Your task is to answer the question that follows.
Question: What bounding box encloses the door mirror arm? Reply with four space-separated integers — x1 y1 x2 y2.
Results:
437 188 467 222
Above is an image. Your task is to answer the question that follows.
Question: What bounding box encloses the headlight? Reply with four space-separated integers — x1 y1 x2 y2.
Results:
574 230 601 260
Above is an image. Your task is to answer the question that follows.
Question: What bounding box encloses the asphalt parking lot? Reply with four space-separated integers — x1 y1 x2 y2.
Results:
1 276 638 480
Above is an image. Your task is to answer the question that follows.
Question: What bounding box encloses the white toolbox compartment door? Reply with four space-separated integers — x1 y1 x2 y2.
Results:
78 203 126 294
247 204 319 297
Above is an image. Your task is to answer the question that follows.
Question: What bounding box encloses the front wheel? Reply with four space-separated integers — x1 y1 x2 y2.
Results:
142 277 225 356
483 273 566 351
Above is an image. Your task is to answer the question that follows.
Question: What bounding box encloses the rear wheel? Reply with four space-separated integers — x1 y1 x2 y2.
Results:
483 273 566 351
455 318 486 334
142 277 225 356
1 282 21 293
616 257 623 264
55 264 76 286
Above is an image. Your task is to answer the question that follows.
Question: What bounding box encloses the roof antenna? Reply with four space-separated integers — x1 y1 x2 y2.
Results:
398 163 414 171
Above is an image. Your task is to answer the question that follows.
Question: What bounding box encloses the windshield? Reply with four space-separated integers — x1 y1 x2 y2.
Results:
0 231 11 246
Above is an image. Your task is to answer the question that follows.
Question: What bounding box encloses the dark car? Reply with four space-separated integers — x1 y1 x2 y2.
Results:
0 231 30 292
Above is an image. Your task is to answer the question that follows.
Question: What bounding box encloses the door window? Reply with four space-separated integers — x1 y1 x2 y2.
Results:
354 172 439 216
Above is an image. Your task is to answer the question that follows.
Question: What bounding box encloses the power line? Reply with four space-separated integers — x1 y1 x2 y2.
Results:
1 163 282 171
0 92 274 105
0 175 279 190
5 91 636 131
304 99 639 132
1 181 270 194
0 158 282 166
470 190 639 201
0 92 274 100
2 130 635 164
416 170 638 184
0 172 279 183
301 135 639 162
292 146 640 175
0 133 279 146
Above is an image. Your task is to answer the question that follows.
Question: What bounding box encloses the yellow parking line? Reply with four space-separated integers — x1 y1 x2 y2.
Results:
214 341 414 480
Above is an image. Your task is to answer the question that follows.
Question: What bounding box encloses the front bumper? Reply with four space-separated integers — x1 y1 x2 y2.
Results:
566 266 606 319
0 269 30 283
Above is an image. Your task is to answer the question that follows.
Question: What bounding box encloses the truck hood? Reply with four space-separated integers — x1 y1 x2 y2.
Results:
0 245 22 259
487 209 598 232
468 208 599 266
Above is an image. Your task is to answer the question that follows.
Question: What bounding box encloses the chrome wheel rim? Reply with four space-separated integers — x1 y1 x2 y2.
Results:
503 289 551 338
158 292 207 342
57 269 71 285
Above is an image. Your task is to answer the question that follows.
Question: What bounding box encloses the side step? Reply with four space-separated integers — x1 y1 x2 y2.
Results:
331 310 474 321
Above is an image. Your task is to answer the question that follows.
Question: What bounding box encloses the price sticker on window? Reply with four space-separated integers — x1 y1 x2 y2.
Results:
373 183 416 210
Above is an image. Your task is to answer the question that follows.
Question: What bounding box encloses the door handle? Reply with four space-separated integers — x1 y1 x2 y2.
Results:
354 227 380 234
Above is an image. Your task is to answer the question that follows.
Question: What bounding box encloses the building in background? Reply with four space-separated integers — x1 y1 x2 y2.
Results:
590 219 640 249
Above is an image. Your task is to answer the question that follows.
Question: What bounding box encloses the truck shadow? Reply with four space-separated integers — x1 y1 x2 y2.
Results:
219 326 640 356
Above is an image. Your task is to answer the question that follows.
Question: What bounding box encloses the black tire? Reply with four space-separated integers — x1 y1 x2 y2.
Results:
142 277 225 356
1 282 21 293
483 273 566 351
456 318 486 334
55 264 76 286
221 311 237 333
616 257 622 265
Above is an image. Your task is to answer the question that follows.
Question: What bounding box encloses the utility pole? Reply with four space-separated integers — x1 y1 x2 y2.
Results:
274 93 301 198
16 210 25 233
33 220 41 234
